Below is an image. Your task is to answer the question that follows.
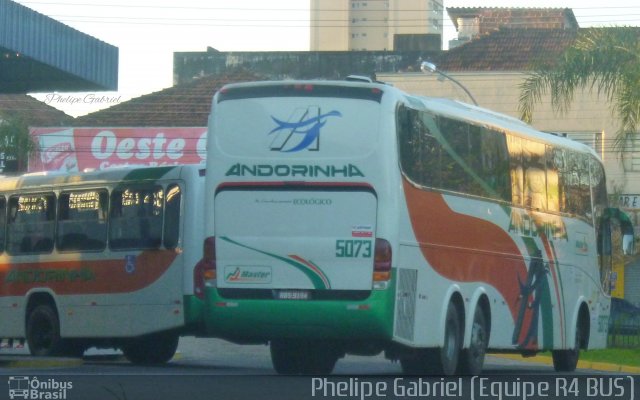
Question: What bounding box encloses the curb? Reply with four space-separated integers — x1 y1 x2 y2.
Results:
492 353 640 374
0 352 182 369
0 356 83 369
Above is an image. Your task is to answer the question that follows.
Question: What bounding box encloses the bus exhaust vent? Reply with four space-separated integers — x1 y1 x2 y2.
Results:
394 268 418 341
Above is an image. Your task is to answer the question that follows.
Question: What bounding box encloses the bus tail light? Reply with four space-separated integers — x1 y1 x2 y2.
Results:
373 238 392 283
194 236 216 300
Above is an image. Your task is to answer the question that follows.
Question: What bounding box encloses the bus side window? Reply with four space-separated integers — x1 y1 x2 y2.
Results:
0 197 5 253
523 139 547 211
57 190 107 252
546 146 562 213
438 116 471 194
478 128 511 201
397 105 439 187
7 194 55 255
564 152 592 221
164 184 181 249
109 186 164 250
507 135 524 207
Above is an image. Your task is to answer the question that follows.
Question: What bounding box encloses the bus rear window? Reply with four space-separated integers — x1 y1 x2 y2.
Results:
217 84 384 103
213 94 382 159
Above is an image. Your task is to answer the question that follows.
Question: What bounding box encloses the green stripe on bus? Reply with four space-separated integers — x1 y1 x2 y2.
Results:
220 236 331 290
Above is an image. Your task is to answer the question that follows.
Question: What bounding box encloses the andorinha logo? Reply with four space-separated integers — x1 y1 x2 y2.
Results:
268 107 341 153
225 163 364 178
8 376 73 400
224 266 272 284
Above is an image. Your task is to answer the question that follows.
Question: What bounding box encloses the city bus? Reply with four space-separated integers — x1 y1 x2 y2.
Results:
0 165 206 364
204 79 634 375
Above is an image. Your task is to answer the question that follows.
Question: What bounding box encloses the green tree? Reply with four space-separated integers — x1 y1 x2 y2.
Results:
519 27 640 151
0 114 37 173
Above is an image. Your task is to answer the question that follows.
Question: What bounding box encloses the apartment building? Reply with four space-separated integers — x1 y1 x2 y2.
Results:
310 0 443 51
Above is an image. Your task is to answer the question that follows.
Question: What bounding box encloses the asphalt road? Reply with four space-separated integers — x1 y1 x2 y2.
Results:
2 337 637 400
1 336 558 374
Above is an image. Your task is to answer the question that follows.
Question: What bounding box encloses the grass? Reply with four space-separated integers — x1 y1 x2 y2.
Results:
580 347 640 367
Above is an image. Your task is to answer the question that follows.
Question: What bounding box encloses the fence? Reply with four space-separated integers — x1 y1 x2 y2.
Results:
608 313 640 348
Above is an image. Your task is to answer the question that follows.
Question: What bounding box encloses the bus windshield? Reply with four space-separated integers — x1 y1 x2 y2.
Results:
213 84 384 159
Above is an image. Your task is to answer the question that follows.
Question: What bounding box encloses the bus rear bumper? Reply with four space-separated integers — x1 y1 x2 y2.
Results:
202 288 395 343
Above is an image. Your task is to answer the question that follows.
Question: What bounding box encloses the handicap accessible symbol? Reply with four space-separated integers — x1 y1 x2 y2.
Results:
125 255 136 274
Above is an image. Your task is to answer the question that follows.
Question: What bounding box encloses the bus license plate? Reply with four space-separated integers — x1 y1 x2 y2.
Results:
276 290 310 300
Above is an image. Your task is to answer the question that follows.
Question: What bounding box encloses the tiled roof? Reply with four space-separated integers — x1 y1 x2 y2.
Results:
434 28 579 71
72 69 262 127
447 7 579 32
0 94 72 126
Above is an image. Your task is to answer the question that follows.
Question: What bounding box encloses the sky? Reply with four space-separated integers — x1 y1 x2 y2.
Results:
12 0 640 117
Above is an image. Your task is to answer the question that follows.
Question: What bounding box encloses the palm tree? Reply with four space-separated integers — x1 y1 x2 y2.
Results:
0 114 37 173
519 27 640 151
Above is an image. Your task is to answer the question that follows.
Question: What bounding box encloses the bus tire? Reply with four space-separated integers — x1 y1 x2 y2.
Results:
436 303 462 375
270 339 338 375
122 331 179 365
458 306 488 375
26 304 65 357
552 321 582 372
400 303 461 376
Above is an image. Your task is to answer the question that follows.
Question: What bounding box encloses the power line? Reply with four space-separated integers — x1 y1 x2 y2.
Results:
17 1 640 12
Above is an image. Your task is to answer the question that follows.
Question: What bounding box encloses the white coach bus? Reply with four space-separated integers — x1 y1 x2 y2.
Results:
203 80 633 375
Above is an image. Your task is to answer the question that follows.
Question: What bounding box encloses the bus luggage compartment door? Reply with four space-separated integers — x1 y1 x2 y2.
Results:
214 185 377 293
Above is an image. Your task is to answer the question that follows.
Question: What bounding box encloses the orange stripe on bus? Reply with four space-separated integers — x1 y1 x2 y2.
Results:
0 250 177 296
403 180 527 321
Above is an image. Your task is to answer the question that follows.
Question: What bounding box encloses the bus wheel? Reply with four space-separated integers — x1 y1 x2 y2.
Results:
401 303 461 376
552 322 582 372
26 304 65 357
458 306 488 375
122 331 179 365
270 340 339 375
434 303 462 375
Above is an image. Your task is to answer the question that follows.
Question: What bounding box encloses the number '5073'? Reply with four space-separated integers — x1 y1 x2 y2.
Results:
335 240 372 258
